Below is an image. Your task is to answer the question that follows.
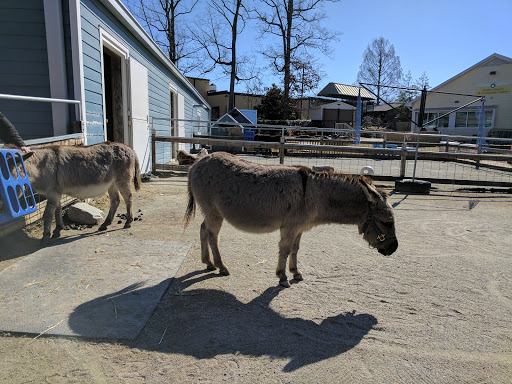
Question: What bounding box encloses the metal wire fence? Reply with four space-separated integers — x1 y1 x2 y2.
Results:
152 120 512 189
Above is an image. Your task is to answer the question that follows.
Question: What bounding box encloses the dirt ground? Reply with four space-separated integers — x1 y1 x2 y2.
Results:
0 176 511 383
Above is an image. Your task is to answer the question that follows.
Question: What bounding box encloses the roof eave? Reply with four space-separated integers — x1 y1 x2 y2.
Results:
97 0 210 109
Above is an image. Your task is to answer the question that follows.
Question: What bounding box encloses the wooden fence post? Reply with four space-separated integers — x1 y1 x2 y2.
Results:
279 135 285 164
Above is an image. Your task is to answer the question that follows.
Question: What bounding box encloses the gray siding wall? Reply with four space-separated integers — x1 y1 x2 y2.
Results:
0 0 53 141
81 0 209 163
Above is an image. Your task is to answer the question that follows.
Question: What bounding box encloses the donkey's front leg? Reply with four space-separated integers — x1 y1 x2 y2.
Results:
288 233 303 281
277 227 300 288
99 187 120 231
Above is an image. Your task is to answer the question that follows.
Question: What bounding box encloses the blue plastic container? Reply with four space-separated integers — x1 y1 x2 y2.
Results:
0 149 37 222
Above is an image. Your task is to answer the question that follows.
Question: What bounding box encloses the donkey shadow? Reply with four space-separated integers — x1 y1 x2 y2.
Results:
69 271 378 372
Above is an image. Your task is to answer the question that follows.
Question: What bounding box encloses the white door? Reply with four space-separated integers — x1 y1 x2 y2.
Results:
177 93 186 151
129 58 150 173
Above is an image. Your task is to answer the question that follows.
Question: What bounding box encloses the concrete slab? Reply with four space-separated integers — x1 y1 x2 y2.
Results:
0 236 192 340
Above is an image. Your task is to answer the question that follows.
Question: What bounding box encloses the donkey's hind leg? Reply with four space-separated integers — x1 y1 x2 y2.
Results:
51 201 65 238
200 220 215 271
41 193 60 245
202 215 229 276
288 233 303 281
277 227 301 288
99 185 120 231
118 181 134 229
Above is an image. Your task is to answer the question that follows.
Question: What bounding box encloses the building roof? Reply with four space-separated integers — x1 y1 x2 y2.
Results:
315 101 356 110
411 53 512 104
212 108 254 128
371 103 403 112
208 90 264 97
98 0 209 109
317 83 374 100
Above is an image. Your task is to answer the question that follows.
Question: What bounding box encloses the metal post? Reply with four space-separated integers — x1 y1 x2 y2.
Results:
477 100 486 153
400 142 407 179
412 87 427 182
354 89 361 145
151 120 156 174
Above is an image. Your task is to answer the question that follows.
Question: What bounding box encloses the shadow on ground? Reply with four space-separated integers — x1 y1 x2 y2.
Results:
0 225 126 265
0 229 40 262
69 270 378 372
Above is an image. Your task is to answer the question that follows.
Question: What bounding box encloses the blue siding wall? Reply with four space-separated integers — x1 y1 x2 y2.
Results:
81 0 209 163
0 0 53 141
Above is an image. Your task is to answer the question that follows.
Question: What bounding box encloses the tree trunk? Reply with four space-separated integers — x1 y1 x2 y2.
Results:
228 0 242 111
377 56 382 105
282 0 293 120
169 4 176 64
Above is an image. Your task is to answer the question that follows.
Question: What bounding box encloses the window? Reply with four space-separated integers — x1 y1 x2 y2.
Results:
438 114 449 128
423 112 438 129
416 111 449 129
455 110 493 128
455 112 467 127
212 106 220 120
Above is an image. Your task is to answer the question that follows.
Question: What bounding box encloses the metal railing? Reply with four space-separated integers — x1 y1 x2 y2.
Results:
0 94 84 230
0 93 83 146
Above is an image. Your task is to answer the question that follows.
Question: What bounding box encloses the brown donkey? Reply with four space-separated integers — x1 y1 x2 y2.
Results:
185 152 398 287
19 142 141 245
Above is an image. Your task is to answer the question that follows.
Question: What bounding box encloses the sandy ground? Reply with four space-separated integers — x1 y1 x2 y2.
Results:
0 176 511 383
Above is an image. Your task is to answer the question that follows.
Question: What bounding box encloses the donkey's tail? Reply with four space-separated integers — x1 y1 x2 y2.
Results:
133 155 142 191
184 189 196 230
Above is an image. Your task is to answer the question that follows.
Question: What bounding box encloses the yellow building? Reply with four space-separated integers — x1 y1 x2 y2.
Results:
186 77 263 121
410 53 512 137
207 91 263 120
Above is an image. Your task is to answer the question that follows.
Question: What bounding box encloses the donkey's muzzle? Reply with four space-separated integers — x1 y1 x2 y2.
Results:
378 239 398 256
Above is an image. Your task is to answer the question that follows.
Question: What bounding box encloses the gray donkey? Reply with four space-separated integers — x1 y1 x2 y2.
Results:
185 152 398 288
19 141 141 245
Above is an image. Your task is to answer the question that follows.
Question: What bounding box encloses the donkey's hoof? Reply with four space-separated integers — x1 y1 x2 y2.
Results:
123 222 132 229
219 268 230 276
51 232 61 239
293 273 303 281
40 237 51 247
98 225 107 231
279 279 291 288
206 264 217 271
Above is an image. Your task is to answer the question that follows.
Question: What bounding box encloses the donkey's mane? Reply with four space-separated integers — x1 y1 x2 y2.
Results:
295 165 388 198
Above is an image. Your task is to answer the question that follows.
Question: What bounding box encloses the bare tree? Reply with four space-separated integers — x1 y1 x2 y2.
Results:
124 0 199 73
397 71 418 103
357 37 403 105
255 0 340 119
192 0 256 111
289 58 323 99
415 71 430 90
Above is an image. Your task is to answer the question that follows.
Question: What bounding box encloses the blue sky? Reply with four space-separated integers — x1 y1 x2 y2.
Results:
202 0 512 95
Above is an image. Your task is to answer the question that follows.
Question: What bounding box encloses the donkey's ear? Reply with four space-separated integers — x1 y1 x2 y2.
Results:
359 177 382 204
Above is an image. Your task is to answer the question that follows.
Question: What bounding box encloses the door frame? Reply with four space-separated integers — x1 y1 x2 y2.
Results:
169 83 178 158
99 27 130 145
